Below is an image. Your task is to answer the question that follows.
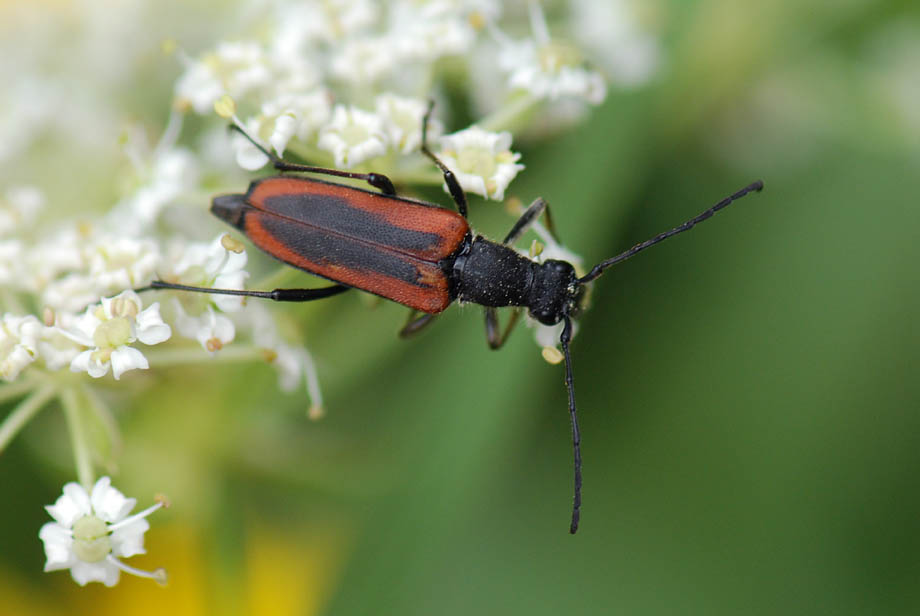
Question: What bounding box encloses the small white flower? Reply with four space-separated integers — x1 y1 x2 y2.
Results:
39 477 167 587
262 91 333 156
376 94 437 154
86 236 162 293
387 0 479 61
437 126 524 201
0 185 44 236
331 37 399 85
494 1 607 104
37 317 83 372
62 291 171 380
27 226 85 292
164 233 250 314
232 116 273 171
244 304 324 417
174 60 226 115
172 300 236 354
318 105 389 169
234 91 334 170
115 147 199 230
175 42 274 114
0 314 42 381
570 0 661 87
271 0 380 52
160 234 248 352
43 235 162 313
40 275 100 316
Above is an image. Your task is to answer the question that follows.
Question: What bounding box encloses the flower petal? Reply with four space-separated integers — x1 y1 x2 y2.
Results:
90 477 137 523
70 349 110 378
70 559 119 587
135 303 171 345
45 482 91 527
110 346 148 379
111 518 149 558
235 137 270 170
39 522 75 571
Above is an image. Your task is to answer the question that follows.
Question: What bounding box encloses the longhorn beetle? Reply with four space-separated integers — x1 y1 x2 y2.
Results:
139 103 764 533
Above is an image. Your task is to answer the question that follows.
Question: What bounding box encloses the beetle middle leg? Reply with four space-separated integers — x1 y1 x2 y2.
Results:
484 307 522 350
228 124 397 195
419 101 469 219
399 310 438 338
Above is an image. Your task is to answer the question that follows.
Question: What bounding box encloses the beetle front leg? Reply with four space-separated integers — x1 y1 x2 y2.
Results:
503 197 561 246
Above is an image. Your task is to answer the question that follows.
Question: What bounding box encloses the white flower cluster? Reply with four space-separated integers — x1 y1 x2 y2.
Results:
1 185 222 381
172 0 656 200
0 109 324 398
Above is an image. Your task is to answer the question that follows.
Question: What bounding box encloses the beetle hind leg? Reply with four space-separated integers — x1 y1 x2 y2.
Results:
484 307 522 350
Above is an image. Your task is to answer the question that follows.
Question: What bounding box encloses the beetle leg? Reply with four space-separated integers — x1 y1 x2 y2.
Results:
228 124 397 195
419 101 469 218
484 307 522 350
502 197 560 246
139 281 351 302
399 310 438 338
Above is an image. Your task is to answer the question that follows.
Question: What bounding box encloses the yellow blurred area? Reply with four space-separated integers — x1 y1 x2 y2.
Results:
0 521 349 616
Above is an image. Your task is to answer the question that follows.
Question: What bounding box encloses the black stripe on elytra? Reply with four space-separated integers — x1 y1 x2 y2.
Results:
261 193 444 257
256 211 440 288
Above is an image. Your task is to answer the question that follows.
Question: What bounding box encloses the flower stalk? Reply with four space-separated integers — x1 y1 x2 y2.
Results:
0 382 56 454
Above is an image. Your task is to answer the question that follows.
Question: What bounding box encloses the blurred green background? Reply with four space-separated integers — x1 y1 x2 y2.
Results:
2 1 919 614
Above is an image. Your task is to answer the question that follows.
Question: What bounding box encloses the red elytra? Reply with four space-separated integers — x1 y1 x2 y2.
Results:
213 175 471 313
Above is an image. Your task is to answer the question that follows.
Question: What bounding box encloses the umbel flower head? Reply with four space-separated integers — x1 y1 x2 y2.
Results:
60 290 171 380
39 477 167 587
437 126 524 201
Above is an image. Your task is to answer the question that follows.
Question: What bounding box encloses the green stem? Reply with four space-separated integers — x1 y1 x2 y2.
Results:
143 345 269 367
60 387 94 490
0 378 40 405
286 141 336 167
0 383 56 454
80 383 122 464
479 94 541 133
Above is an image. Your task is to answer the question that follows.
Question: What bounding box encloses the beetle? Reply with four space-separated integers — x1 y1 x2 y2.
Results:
141 104 763 533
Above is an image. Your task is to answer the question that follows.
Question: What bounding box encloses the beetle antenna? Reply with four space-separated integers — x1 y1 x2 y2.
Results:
560 314 582 534
579 180 764 283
